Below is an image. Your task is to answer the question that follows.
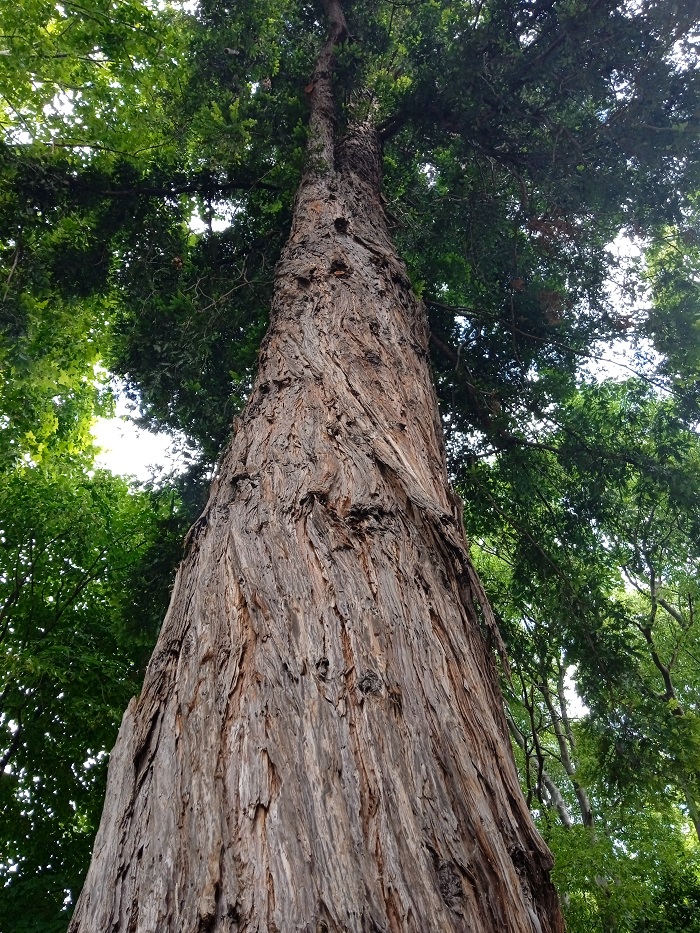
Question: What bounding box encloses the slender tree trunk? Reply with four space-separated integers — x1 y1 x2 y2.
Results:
506 709 573 830
69 9 563 932
542 675 593 827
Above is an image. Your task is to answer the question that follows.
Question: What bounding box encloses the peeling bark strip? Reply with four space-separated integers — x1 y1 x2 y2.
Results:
69 5 563 932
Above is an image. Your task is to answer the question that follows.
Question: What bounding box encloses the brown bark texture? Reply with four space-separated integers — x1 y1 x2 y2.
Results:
69 11 564 931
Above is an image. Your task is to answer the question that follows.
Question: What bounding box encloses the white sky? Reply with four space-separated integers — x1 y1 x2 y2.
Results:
92 394 184 481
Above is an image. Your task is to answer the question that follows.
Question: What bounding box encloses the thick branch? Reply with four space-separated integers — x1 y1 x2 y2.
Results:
425 298 667 391
645 574 680 707
67 173 282 199
657 595 688 628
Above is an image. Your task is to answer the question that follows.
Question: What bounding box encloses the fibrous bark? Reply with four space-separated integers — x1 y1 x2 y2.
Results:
69 8 564 931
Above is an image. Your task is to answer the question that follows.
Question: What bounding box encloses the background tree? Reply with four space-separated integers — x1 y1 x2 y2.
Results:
469 380 700 931
0 156 192 927
0 464 188 930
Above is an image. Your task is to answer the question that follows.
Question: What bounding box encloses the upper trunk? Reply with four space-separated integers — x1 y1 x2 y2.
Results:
69 12 564 932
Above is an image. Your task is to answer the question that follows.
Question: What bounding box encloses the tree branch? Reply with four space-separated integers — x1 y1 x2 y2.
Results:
66 172 283 199
305 0 349 173
506 706 573 828
425 298 668 391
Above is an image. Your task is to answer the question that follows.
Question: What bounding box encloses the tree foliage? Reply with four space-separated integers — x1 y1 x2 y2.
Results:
0 123 193 923
2 0 700 930
0 465 189 929
467 379 700 929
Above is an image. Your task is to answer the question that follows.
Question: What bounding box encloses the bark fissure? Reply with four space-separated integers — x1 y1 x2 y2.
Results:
69 7 563 932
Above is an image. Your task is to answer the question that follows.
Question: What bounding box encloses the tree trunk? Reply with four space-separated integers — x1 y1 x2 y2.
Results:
68 11 563 932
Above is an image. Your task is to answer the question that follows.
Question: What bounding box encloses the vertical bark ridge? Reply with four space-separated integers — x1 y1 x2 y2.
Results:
69 8 564 932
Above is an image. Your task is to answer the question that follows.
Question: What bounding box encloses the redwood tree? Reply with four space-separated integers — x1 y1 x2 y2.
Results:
68 3 564 930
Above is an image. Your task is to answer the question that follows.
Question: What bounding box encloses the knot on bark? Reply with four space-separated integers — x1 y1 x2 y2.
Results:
437 860 464 910
357 669 383 696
